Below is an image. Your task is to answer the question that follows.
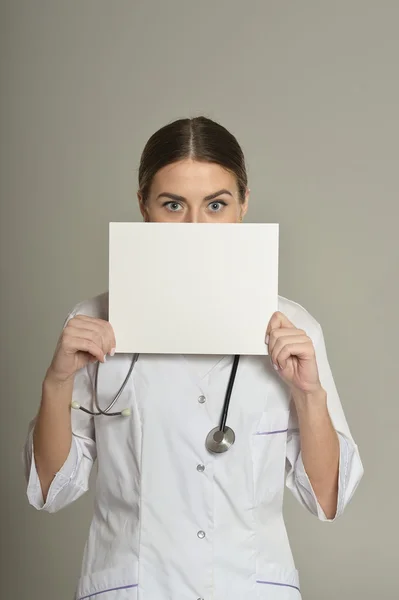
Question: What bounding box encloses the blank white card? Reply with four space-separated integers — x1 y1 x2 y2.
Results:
109 222 279 355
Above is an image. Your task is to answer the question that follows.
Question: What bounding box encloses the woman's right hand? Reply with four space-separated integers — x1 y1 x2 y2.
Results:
45 315 116 385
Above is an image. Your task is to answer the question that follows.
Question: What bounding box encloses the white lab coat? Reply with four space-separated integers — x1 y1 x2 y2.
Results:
24 292 363 600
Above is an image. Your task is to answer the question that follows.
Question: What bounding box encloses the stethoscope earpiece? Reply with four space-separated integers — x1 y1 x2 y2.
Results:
71 400 131 417
73 353 240 453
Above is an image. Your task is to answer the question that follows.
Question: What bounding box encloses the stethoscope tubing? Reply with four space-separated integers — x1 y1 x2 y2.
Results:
72 353 240 453
219 354 240 432
93 352 138 415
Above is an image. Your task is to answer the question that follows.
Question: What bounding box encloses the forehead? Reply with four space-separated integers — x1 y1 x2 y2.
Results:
150 159 238 195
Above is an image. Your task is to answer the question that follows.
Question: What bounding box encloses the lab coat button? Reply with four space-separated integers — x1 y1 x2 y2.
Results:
197 530 206 539
198 395 206 403
196 464 205 472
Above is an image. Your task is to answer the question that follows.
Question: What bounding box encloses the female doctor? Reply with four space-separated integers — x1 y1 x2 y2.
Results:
24 116 363 600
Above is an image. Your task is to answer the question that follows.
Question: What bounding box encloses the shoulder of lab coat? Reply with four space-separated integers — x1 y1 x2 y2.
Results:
23 292 364 519
277 295 364 521
23 292 108 513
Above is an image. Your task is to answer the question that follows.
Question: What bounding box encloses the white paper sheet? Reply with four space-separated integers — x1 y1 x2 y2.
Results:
109 222 279 355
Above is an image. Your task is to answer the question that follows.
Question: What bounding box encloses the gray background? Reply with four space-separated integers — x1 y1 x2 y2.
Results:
1 1 397 598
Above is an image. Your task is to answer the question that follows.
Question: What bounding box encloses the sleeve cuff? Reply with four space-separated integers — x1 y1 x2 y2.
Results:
294 432 350 522
26 430 81 511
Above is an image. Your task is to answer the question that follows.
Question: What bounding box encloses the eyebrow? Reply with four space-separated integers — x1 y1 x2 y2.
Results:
156 189 233 203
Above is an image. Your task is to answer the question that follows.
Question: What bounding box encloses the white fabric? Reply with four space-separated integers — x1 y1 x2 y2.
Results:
23 292 363 600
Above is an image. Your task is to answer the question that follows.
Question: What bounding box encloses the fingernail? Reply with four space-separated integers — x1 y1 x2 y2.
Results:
273 363 279 370
265 334 270 345
110 348 116 357
103 355 107 362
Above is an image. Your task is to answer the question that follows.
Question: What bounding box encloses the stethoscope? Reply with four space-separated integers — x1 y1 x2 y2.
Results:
71 354 240 454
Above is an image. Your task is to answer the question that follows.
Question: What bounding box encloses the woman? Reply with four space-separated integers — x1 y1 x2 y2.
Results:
24 117 363 600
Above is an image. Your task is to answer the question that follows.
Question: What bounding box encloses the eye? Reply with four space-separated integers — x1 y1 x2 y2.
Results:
164 201 183 212
208 201 227 212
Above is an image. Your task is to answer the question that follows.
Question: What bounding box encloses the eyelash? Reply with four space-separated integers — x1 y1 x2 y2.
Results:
209 201 228 211
163 202 181 211
163 201 228 212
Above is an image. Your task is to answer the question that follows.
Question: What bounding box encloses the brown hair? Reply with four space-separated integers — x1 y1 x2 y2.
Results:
138 116 248 203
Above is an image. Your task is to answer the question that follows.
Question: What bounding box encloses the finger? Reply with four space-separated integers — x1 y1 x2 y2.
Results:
70 315 107 331
271 334 309 362
68 317 116 354
270 335 309 368
63 336 106 363
72 315 105 324
273 340 315 370
64 328 109 356
266 311 295 337
107 323 117 353
266 327 306 353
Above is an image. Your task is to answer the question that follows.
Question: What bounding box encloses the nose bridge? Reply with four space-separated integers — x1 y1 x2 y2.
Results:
184 206 204 223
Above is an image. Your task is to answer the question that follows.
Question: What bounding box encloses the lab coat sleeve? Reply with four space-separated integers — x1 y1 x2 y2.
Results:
285 324 364 521
23 364 96 513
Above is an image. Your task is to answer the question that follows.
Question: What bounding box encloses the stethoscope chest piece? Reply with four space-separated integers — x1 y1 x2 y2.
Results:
205 425 235 454
74 352 240 455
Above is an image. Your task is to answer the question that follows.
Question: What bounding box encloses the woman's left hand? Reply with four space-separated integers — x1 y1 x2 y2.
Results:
266 311 322 395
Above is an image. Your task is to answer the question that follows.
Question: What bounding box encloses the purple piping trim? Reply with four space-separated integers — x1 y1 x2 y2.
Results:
257 580 300 592
255 428 288 436
78 584 138 599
